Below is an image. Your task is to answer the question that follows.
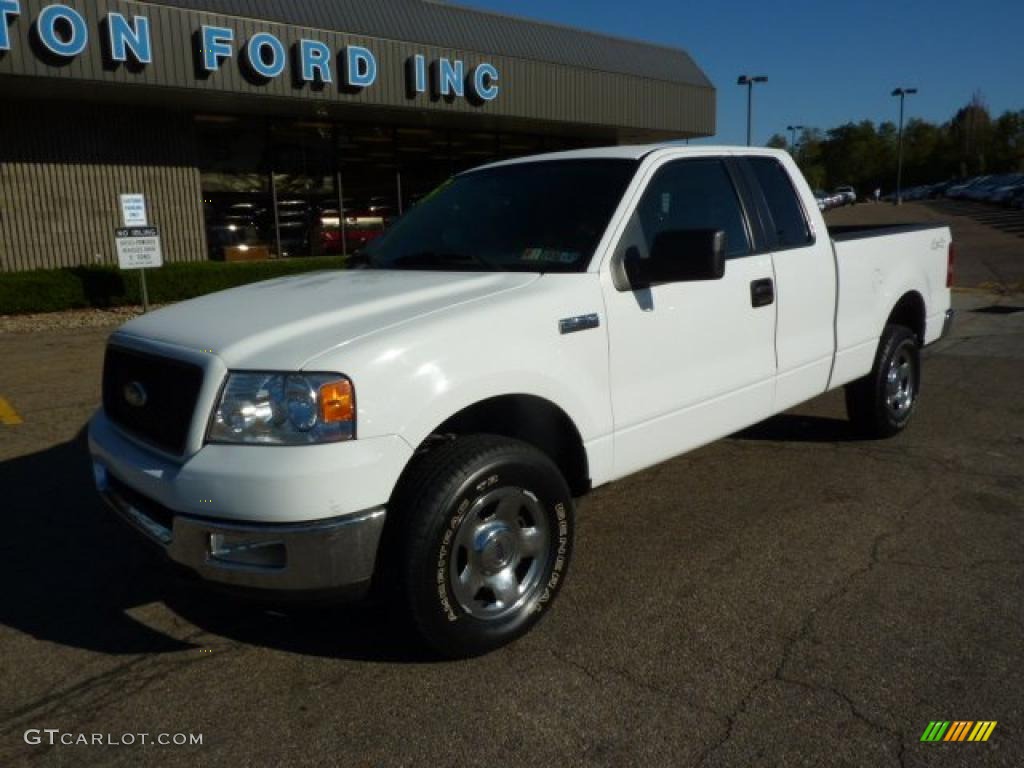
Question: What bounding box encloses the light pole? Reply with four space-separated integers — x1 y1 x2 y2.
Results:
786 124 804 153
737 75 768 146
892 87 917 204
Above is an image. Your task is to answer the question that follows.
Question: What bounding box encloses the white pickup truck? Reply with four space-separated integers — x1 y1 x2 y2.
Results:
90 146 954 657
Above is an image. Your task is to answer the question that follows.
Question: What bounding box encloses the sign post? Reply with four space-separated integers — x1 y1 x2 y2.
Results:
116 194 157 312
119 194 148 226
115 226 163 312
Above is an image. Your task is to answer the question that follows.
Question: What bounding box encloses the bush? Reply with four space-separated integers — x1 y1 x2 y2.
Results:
0 257 347 315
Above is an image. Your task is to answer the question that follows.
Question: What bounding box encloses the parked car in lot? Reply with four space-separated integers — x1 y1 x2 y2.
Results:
946 175 990 199
834 185 857 205
964 174 1016 201
90 146 954 657
903 185 935 202
927 180 955 199
987 175 1024 204
814 189 844 210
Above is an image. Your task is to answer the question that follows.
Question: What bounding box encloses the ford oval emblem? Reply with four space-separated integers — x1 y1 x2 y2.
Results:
123 381 148 408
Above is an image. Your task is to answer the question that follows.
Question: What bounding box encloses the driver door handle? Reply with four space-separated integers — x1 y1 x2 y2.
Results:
750 278 774 308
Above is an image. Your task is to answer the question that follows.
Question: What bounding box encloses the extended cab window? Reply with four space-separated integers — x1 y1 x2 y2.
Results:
747 157 813 248
632 159 751 259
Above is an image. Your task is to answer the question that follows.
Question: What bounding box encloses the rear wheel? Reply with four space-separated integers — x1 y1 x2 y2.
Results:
388 435 575 658
845 324 920 438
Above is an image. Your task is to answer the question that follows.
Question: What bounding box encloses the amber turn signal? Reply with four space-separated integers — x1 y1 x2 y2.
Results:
319 379 354 424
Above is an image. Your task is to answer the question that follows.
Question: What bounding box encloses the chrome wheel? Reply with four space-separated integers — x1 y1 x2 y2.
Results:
449 486 550 620
885 348 915 416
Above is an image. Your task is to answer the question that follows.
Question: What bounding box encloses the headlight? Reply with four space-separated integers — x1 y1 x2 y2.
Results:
208 372 355 445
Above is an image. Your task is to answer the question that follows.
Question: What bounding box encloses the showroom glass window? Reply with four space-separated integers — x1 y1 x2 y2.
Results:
194 115 599 262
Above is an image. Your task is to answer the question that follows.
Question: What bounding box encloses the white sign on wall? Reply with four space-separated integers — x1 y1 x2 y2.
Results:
115 227 163 270
119 193 148 227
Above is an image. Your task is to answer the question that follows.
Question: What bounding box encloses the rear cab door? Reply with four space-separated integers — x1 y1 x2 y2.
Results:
735 153 838 412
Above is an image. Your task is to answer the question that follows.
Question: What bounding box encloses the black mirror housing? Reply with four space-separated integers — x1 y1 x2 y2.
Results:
627 229 726 287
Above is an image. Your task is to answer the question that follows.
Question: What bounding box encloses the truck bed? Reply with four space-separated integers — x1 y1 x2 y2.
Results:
827 223 953 391
828 222 947 241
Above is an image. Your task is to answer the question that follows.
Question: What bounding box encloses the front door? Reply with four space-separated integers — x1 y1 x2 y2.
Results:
601 156 777 479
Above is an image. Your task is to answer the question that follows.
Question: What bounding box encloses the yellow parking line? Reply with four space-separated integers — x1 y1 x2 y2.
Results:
0 397 23 425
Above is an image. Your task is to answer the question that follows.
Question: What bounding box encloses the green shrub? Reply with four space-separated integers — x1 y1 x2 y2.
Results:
0 257 347 315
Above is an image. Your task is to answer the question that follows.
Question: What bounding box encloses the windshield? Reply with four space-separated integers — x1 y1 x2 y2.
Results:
365 159 638 272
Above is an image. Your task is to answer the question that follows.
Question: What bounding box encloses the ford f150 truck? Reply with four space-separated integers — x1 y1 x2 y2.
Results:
89 146 954 657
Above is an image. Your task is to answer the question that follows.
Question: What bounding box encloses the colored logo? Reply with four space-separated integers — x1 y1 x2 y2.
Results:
920 721 997 742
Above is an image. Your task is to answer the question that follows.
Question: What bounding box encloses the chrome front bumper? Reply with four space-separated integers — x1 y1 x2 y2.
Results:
94 461 385 597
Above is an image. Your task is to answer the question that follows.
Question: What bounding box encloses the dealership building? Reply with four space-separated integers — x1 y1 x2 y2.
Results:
0 0 714 272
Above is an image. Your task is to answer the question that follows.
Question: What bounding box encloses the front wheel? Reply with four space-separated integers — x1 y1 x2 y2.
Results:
389 435 575 658
845 324 920 438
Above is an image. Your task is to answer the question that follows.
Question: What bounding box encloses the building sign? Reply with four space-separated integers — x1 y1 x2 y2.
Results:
119 194 148 227
115 227 163 270
0 2 500 103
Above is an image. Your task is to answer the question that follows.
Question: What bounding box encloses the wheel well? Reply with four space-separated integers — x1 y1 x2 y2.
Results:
426 395 591 497
886 291 926 343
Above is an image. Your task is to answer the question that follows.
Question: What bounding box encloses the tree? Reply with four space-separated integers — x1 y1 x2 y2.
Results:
760 98 1021 195
950 91 992 175
795 128 826 189
820 121 884 189
990 110 1024 172
902 119 944 185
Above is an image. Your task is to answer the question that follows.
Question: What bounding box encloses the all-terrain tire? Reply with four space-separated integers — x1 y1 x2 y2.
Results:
845 324 920 438
386 435 575 658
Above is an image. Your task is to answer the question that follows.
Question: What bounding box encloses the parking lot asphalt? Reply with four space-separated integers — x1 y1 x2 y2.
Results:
1 263 1023 765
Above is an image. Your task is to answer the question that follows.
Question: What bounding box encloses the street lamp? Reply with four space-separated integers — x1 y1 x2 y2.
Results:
892 87 918 204
737 75 768 146
786 124 804 152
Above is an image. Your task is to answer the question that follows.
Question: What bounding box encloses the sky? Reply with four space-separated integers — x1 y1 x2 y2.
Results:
460 0 1024 146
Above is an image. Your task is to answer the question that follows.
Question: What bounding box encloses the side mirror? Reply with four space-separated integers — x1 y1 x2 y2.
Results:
626 229 727 287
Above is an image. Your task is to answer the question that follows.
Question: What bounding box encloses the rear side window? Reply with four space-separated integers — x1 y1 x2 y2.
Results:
748 157 813 248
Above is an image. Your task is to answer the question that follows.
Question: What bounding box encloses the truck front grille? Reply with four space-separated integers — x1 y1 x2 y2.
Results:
102 345 204 455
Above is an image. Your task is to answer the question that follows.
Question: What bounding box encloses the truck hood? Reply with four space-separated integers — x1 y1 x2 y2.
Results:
115 269 539 369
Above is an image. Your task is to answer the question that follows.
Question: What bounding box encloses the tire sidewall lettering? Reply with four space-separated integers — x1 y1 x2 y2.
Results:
432 466 571 623
535 502 570 613
434 473 503 622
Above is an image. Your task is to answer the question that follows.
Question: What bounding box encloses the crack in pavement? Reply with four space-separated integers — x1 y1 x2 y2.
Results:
695 487 934 768
547 647 731 721
0 629 237 739
882 557 1024 574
